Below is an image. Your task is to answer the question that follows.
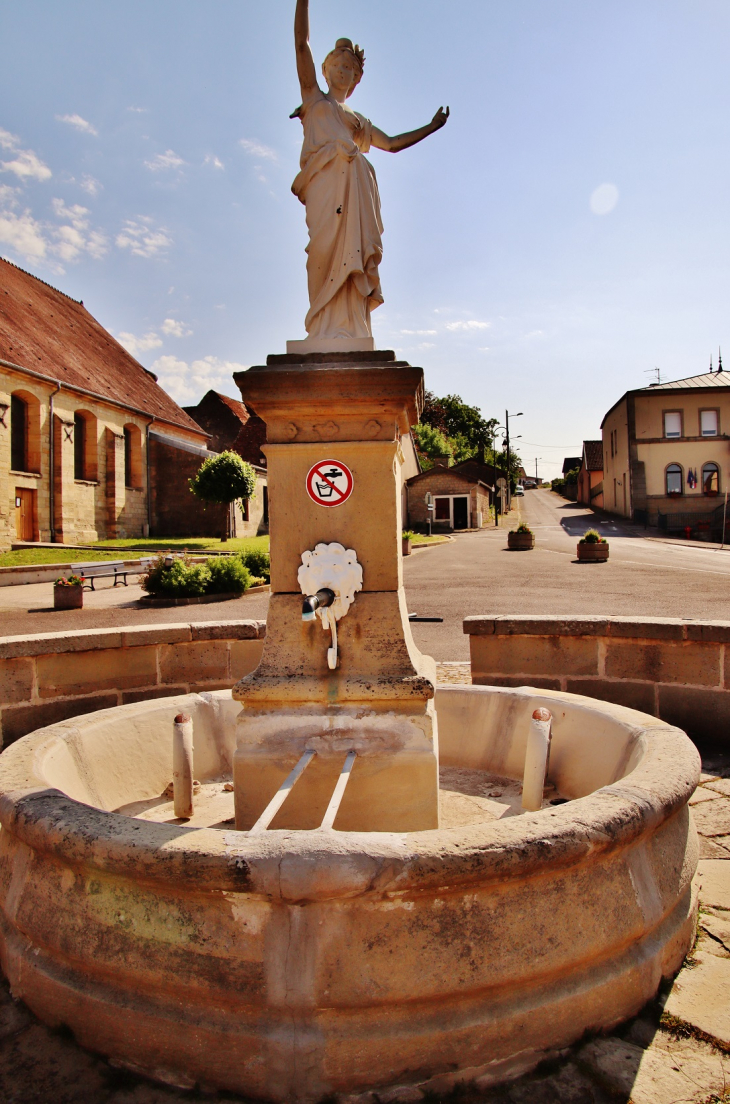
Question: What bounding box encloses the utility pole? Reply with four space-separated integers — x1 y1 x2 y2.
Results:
534 457 542 482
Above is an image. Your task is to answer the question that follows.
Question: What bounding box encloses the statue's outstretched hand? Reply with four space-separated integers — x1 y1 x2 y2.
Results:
431 106 450 131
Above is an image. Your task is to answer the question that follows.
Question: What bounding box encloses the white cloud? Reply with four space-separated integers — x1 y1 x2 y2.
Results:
50 198 108 261
239 138 277 161
116 217 172 258
445 320 491 332
590 182 619 215
56 113 98 137
418 342 435 351
204 154 225 170
152 353 248 405
162 317 192 338
127 106 148 114
144 149 185 172
0 208 48 261
79 174 102 197
0 136 52 181
401 329 437 335
116 331 163 358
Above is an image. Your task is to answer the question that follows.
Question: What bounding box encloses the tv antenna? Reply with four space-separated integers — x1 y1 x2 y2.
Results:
644 367 662 385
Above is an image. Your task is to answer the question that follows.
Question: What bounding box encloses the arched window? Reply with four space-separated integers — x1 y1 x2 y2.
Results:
123 423 143 489
73 410 98 481
666 464 683 495
10 390 41 473
702 462 720 495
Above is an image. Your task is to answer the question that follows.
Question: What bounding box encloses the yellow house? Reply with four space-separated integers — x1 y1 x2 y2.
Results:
602 368 730 531
0 258 209 550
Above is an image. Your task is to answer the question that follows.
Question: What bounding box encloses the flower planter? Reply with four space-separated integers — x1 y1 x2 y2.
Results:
54 584 84 610
577 542 609 562
507 531 535 551
402 537 412 557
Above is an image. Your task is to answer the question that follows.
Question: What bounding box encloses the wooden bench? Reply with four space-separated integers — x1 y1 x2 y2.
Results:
69 559 153 591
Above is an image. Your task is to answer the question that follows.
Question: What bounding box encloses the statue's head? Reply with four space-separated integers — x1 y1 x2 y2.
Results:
322 39 365 98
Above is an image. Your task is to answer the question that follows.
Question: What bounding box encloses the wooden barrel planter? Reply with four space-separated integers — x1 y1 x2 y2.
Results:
54 584 84 610
577 542 609 562
507 531 535 551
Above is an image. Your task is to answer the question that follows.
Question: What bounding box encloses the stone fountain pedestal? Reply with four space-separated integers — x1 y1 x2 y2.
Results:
231 350 439 832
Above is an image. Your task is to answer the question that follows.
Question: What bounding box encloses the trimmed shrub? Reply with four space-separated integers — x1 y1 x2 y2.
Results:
207 556 252 595
239 547 270 582
579 529 606 545
512 524 533 535
142 557 212 598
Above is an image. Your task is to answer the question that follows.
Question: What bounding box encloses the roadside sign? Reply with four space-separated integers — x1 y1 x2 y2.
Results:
425 492 433 506
306 460 354 507
497 478 507 489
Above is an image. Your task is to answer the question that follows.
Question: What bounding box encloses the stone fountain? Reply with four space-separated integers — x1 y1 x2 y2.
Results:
0 3 701 1100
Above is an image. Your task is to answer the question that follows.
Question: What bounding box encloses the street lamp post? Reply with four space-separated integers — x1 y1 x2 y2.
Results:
505 410 523 511
534 457 542 483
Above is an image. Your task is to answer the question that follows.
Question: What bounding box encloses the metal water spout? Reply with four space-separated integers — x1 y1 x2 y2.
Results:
172 712 194 819
301 588 335 622
298 543 363 671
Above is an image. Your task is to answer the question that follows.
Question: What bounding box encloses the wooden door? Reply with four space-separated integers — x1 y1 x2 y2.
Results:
14 488 34 541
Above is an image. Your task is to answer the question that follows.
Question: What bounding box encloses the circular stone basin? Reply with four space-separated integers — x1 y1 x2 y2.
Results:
0 685 699 1102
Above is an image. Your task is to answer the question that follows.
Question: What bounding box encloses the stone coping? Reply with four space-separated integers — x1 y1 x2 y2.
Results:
0 687 699 899
0 619 266 660
464 614 730 643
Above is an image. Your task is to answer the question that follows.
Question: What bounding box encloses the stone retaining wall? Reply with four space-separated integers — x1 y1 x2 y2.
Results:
465 615 730 749
0 620 265 749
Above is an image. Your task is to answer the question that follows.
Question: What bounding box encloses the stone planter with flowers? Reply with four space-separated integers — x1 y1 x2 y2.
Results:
577 529 609 562
507 524 535 551
54 575 84 610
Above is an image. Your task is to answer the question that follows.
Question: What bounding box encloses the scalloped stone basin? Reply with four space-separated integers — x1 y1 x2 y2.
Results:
0 686 699 1102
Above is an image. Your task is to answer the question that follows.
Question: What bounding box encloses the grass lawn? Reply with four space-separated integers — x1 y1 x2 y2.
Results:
0 535 270 568
410 534 452 545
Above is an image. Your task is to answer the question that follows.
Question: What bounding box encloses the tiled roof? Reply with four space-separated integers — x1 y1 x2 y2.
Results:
582 440 603 471
0 257 206 436
562 456 581 475
639 371 730 391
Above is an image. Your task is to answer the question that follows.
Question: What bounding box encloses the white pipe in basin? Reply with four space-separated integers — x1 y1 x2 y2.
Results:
522 707 553 812
173 712 194 819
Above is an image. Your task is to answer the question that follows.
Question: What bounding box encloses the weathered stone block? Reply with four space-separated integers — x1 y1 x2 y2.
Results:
0 628 123 659
494 616 610 637
120 625 191 647
607 618 685 640
159 640 229 684
1 694 119 746
230 640 264 680
471 674 562 691
121 685 188 704
0 657 34 705
685 621 730 643
657 684 730 748
192 619 265 641
470 634 598 678
565 678 656 715
36 647 157 698
605 641 721 686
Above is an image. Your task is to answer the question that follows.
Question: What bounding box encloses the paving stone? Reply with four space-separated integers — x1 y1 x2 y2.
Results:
689 786 722 804
578 1034 728 1104
621 1013 660 1049
690 797 730 837
506 1062 605 1103
697 858 730 910
706 777 730 797
700 913 730 955
0 1021 112 1103
699 835 730 858
664 948 730 1045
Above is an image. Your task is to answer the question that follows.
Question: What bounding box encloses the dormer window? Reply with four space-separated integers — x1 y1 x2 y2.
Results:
664 412 682 438
700 410 719 437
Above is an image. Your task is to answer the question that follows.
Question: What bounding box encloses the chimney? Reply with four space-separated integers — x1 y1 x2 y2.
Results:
432 457 449 469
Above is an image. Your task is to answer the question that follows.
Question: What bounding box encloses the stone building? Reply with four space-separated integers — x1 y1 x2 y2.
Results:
601 368 730 529
406 457 494 530
182 390 268 538
577 440 604 508
0 259 210 549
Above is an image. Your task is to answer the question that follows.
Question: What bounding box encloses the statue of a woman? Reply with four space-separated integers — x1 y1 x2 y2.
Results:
291 0 449 350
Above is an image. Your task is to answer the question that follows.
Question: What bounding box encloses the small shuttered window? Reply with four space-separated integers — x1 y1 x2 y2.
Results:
664 412 682 438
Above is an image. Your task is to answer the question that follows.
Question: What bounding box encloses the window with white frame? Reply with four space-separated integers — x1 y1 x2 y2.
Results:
666 464 683 495
664 412 682 438
700 410 719 437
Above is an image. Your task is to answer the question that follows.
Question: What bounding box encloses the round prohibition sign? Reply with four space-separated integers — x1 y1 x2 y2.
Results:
306 459 354 507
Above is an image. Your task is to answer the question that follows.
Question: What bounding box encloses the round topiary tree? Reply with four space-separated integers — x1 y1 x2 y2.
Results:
189 451 258 541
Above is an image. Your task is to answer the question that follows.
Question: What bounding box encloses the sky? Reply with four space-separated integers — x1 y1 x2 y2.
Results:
1 0 729 479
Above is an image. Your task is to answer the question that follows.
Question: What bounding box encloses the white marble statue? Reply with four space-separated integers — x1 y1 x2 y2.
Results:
291 0 449 350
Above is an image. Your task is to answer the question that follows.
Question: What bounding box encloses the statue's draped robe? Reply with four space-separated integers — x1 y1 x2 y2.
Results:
293 87 384 340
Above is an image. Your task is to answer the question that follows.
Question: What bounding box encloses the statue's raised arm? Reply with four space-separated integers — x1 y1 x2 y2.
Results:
294 0 318 99
289 0 449 354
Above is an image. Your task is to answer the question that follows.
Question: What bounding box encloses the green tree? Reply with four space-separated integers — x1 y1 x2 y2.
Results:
189 451 257 541
412 423 453 469
419 391 500 463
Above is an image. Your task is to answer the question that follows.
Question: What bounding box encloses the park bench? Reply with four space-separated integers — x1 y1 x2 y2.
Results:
69 559 154 591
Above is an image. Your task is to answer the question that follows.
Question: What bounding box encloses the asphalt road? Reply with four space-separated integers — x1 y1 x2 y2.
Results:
3 489 729 662
405 488 730 661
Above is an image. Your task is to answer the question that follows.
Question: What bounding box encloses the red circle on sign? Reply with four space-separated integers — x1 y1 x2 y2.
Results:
306 459 354 507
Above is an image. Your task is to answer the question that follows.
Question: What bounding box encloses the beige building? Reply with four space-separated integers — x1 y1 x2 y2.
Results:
0 259 210 550
602 369 730 530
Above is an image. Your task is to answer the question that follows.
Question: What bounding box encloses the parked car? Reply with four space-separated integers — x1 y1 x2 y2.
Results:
514 484 525 496
523 480 536 489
